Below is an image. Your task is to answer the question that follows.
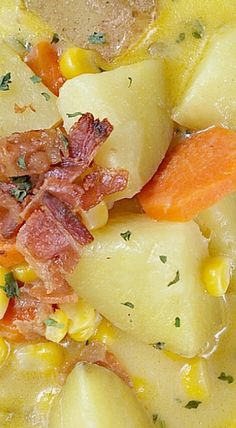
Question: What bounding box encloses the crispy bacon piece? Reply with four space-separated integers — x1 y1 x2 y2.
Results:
0 288 52 341
0 185 22 238
42 192 93 246
69 113 113 160
81 167 129 210
0 129 68 178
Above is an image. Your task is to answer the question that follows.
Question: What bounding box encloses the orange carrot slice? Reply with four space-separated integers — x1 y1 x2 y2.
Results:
139 127 236 221
25 41 65 96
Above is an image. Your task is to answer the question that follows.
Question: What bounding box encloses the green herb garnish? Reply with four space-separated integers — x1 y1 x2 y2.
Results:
152 414 166 427
121 302 134 309
175 317 181 327
88 31 106 44
167 270 180 287
176 32 185 43
0 72 12 91
30 75 42 84
185 400 202 409
10 176 32 202
41 92 50 101
192 20 204 39
44 318 64 328
128 77 133 88
59 132 69 150
218 372 234 384
51 33 60 44
66 111 83 118
120 230 132 241
17 155 26 170
159 255 167 264
152 342 165 350
0 272 20 298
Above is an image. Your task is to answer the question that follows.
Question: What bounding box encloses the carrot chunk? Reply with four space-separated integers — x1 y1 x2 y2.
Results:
139 127 236 221
25 41 65 96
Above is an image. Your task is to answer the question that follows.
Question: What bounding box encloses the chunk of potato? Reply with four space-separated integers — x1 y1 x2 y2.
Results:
196 193 236 292
0 43 60 136
48 363 152 428
58 60 173 201
173 27 236 130
68 214 224 357
0 0 53 47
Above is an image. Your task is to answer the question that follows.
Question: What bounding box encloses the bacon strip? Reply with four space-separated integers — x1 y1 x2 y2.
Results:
0 129 68 177
0 186 22 238
81 167 129 211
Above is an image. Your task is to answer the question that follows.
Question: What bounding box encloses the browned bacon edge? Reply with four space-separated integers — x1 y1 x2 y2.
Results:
0 113 128 340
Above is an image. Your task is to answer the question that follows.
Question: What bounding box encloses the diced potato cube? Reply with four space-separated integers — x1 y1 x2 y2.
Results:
0 42 60 137
173 27 236 130
68 214 224 357
58 60 173 201
196 192 236 292
48 363 153 428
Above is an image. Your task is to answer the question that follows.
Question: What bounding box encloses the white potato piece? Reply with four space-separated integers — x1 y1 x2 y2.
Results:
68 214 224 357
173 26 236 130
48 363 152 428
196 192 236 292
0 42 60 137
58 60 173 200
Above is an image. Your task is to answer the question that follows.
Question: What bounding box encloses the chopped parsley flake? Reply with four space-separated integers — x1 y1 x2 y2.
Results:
30 75 42 84
192 20 204 39
51 33 60 44
152 414 166 427
0 272 20 299
121 301 134 309
44 318 64 329
185 400 202 409
175 317 181 328
66 111 83 118
176 32 185 43
218 372 234 384
128 77 133 88
120 230 132 241
167 270 180 287
0 72 12 91
59 132 69 150
41 92 51 101
17 155 26 170
159 255 167 264
88 31 106 44
152 342 165 350
10 176 32 203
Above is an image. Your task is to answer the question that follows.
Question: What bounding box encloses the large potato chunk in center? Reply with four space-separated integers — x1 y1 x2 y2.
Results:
68 215 225 357
58 60 173 201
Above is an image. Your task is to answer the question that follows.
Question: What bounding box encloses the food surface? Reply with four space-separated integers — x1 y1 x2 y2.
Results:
0 1 236 428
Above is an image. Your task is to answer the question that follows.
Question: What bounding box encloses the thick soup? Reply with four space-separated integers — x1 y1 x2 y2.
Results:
0 1 235 427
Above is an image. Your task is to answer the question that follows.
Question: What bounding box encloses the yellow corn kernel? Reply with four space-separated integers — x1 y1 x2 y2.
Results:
181 357 210 400
59 47 100 79
61 299 97 342
0 266 8 284
202 256 231 297
13 263 38 283
132 377 148 399
45 309 69 344
0 337 9 367
80 201 109 231
14 342 64 372
0 267 9 320
91 318 116 345
164 350 187 362
0 289 9 320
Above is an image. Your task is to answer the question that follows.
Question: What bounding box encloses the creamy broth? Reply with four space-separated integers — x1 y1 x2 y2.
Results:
0 1 236 427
